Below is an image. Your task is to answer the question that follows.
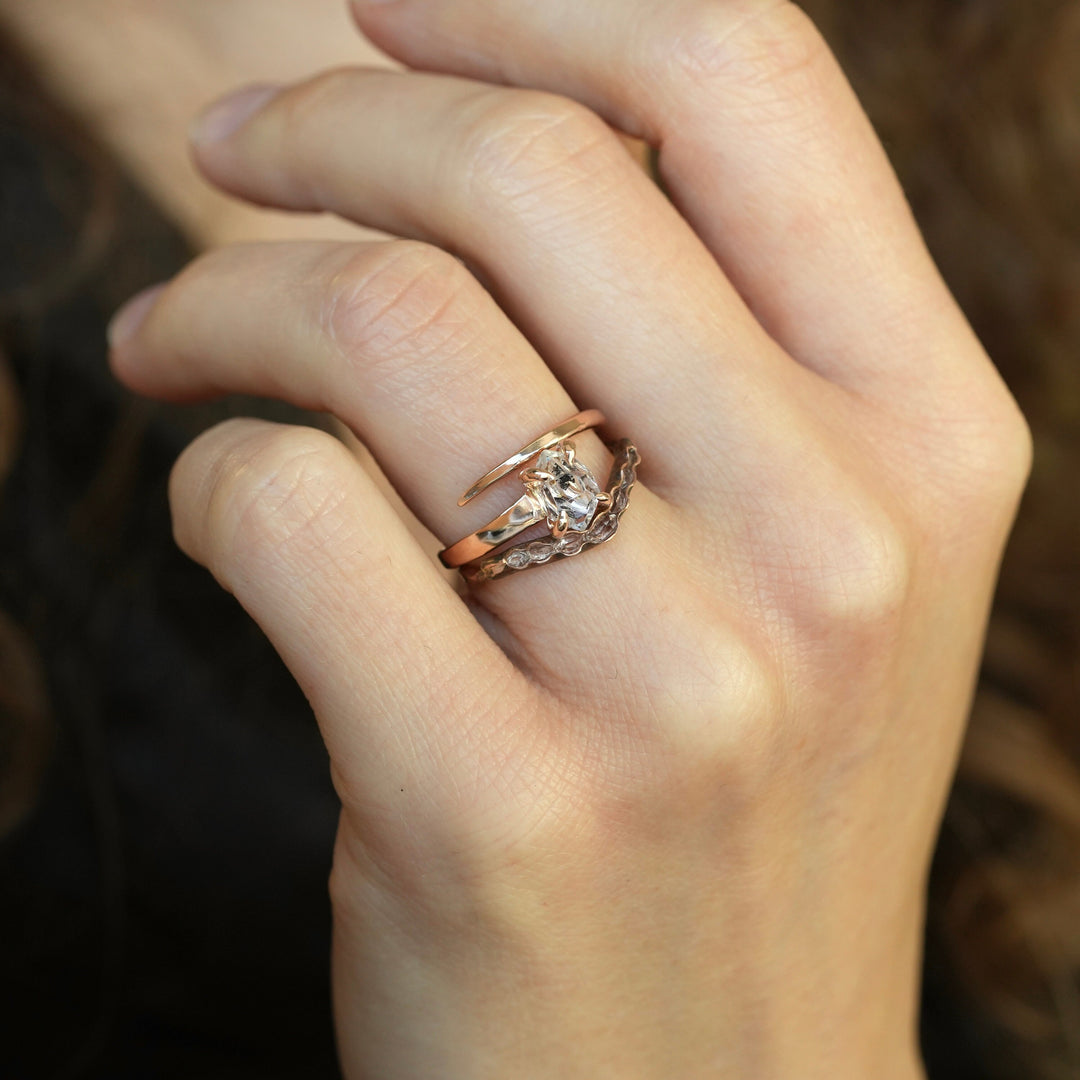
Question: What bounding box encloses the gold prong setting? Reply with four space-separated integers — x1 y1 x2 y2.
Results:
462 440 641 583
438 411 638 575
519 441 604 537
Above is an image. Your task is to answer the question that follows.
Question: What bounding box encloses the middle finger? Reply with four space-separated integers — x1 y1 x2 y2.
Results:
188 67 812 500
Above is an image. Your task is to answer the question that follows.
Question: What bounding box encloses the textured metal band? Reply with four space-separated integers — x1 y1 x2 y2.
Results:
460 440 640 584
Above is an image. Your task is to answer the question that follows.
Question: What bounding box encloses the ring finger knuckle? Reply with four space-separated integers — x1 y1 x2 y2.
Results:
654 610 785 783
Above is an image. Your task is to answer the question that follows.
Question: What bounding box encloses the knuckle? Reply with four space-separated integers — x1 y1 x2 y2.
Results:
275 67 367 195
322 240 478 371
456 89 621 209
659 1 833 116
621 578 786 784
819 507 911 629
992 398 1035 497
900 376 1034 524
198 421 354 574
941 391 1034 507
666 632 784 787
777 497 913 634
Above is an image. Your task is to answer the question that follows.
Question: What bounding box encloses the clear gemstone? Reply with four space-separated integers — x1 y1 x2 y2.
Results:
506 550 531 570
524 446 602 534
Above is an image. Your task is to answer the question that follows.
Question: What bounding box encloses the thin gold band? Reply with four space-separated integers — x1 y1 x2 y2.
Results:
456 409 605 506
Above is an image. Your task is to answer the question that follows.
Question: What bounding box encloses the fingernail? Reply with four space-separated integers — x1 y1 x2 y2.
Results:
107 283 167 349
189 83 282 145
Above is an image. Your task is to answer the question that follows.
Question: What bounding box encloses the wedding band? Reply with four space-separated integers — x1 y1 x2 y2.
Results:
438 409 639 579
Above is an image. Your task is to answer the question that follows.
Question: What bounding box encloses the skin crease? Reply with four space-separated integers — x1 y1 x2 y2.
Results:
5 2 1033 1077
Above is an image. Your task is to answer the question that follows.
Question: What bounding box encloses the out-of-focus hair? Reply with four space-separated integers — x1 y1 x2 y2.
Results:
0 357 53 838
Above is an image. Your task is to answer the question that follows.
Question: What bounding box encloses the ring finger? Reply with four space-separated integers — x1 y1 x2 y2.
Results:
108 237 674 635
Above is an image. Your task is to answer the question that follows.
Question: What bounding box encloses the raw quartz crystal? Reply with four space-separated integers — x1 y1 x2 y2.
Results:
524 445 603 533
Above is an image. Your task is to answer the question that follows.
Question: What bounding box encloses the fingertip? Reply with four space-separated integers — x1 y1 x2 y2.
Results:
167 416 269 568
108 281 220 408
107 282 170 396
107 278 228 405
189 84 283 147
107 282 167 352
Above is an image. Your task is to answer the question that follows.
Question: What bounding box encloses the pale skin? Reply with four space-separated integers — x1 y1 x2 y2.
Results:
6 1 1032 1076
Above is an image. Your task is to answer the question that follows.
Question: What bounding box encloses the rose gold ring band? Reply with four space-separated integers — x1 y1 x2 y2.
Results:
437 410 640 579
455 409 605 506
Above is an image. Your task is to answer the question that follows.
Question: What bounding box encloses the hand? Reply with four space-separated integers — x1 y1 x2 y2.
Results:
107 1 1031 1076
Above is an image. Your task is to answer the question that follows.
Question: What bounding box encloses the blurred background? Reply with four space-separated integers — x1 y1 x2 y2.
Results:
0 2 1078 1078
